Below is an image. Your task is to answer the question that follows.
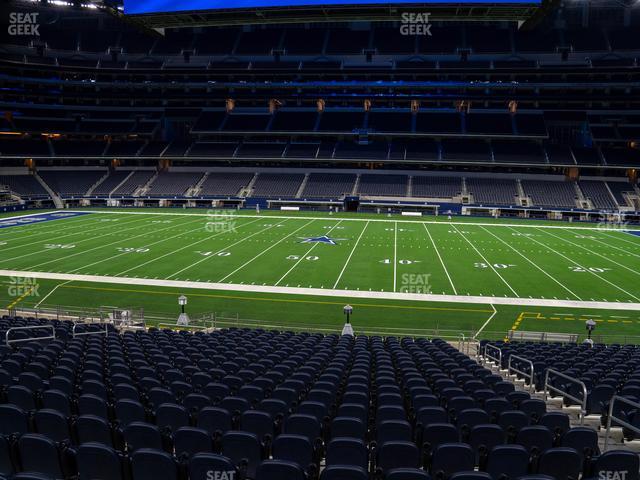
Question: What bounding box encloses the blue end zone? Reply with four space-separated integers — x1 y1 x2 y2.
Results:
0 211 92 230
624 230 640 238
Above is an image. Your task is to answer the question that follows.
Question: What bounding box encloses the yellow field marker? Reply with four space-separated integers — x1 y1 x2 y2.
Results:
6 286 36 310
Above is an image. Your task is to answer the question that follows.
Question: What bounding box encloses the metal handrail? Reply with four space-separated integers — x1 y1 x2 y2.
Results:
508 354 535 393
72 323 109 338
484 343 502 367
5 325 55 346
604 395 640 451
544 368 588 425
157 322 208 331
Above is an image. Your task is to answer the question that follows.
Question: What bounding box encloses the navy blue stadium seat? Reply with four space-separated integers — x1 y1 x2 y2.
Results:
385 468 432 480
76 414 113 446
449 473 492 480
115 399 146 426
0 404 29 435
430 443 475 479
34 409 71 442
515 426 554 455
537 447 582 480
320 465 369 480
77 442 124 480
255 459 306 480
332 416 367 439
123 422 163 452
173 427 214 457
327 438 369 471
561 427 599 463
272 434 315 472
484 445 529 480
131 449 178 480
189 453 238 480
377 441 420 472
221 431 263 478
18 434 66 479
197 407 232 437
589 450 639 480
0 436 15 477
284 414 321 444
240 410 274 441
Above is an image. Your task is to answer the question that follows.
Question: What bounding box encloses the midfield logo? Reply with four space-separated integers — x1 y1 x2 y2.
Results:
298 235 345 245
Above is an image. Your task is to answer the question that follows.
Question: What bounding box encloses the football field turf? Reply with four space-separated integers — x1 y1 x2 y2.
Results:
1 208 640 342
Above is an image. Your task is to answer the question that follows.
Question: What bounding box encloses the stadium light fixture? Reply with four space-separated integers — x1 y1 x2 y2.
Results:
585 319 596 340
342 305 354 337
177 295 189 326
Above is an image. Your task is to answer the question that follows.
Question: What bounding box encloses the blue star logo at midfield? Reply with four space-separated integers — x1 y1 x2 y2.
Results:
299 235 344 245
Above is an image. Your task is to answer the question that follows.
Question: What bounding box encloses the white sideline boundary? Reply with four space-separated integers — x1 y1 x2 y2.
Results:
57 210 640 232
3 269 640 311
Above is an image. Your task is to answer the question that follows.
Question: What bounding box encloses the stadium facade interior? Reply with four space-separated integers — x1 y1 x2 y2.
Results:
2 0 640 479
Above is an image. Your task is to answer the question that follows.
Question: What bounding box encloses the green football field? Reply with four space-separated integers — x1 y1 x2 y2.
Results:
1 208 640 342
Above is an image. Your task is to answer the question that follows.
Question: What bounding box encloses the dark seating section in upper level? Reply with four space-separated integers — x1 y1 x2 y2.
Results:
578 181 618 210
198 172 254 197
92 170 132 195
7 6 638 58
358 174 408 197
467 178 519 206
189 110 549 138
301 173 357 198
0 174 47 197
250 173 304 198
145 172 204 196
411 176 461 198
521 180 579 208
37 170 105 196
112 171 155 196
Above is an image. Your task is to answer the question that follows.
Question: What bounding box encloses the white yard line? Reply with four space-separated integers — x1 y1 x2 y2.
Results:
0 212 154 256
542 228 640 278
474 304 498 339
65 209 640 232
167 219 289 280
4 268 640 311
34 280 73 308
423 223 457 295
220 219 316 283
332 220 369 289
510 226 640 302
581 233 640 260
274 220 344 286
480 225 581 300
393 222 398 293
601 231 640 248
26 215 205 272
0 212 102 241
117 217 268 276
450 224 519 297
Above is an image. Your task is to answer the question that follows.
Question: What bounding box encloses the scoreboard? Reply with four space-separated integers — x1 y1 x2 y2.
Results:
125 0 541 15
